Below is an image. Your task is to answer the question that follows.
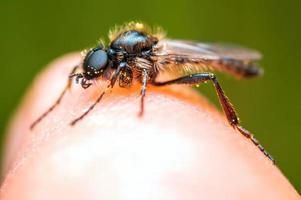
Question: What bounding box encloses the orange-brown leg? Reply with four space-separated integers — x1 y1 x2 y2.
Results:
153 72 275 163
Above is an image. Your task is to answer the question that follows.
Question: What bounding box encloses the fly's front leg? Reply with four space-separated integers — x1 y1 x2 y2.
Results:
30 65 79 130
138 68 148 117
70 62 125 126
154 72 274 163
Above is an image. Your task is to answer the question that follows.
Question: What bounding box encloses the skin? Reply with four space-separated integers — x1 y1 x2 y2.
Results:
0 53 299 200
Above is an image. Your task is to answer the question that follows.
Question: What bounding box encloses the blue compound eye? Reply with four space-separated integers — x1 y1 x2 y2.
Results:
84 48 108 72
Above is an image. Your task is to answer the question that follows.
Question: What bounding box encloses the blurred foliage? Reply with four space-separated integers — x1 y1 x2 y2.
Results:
0 0 300 191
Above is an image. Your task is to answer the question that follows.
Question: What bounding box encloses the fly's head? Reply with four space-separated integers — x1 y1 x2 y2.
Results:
82 46 109 80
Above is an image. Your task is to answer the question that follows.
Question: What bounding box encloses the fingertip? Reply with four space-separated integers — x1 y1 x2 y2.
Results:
3 52 81 174
2 52 300 200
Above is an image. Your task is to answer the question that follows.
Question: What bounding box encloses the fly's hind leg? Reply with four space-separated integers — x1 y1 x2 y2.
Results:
153 72 274 163
30 65 79 130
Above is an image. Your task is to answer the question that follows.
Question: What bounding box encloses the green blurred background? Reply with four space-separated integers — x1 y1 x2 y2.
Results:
0 0 300 192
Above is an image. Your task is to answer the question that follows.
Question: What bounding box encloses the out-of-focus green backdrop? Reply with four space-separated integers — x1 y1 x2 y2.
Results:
0 0 300 191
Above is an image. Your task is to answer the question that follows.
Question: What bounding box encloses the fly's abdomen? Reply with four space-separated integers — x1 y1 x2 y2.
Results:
215 58 263 78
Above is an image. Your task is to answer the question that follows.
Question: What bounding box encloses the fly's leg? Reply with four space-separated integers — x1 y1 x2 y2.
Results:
153 72 274 163
70 63 126 126
30 65 79 130
69 90 106 126
138 69 148 117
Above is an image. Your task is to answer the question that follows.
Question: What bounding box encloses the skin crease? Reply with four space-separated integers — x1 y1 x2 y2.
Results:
0 53 299 200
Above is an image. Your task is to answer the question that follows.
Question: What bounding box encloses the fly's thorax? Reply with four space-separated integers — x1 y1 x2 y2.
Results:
109 30 158 55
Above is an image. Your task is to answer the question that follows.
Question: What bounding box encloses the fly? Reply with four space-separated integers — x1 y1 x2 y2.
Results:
30 22 274 163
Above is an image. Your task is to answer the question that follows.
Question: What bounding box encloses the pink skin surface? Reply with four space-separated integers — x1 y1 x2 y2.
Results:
1 53 300 200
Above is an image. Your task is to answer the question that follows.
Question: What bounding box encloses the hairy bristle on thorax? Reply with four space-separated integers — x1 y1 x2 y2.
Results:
108 21 166 42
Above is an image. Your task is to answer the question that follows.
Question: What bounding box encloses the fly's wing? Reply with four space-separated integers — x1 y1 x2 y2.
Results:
153 39 263 78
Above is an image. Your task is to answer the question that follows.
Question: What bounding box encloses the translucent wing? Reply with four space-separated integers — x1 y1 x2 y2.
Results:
153 39 263 78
